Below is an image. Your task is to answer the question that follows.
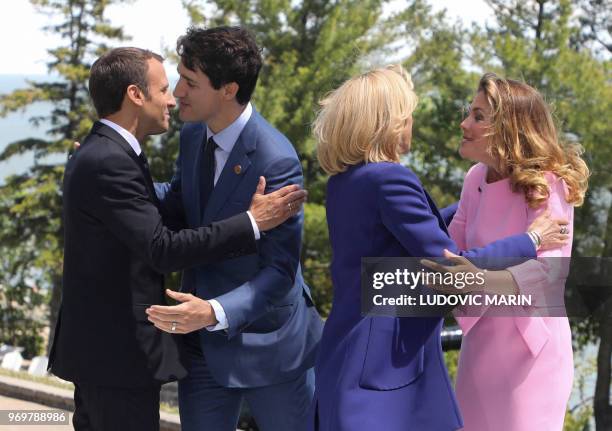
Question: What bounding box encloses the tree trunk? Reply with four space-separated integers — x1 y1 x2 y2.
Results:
535 0 545 40
595 194 612 430
595 303 612 430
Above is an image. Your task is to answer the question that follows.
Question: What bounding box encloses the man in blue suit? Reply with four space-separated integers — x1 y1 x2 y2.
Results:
146 26 323 431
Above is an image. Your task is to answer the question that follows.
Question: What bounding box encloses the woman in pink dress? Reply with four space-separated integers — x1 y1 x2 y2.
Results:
446 74 589 430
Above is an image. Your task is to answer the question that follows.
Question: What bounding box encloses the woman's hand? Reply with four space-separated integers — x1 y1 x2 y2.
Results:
420 249 484 294
421 249 518 296
528 208 570 251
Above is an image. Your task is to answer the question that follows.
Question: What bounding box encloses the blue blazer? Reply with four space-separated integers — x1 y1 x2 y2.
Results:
313 162 535 431
156 109 323 388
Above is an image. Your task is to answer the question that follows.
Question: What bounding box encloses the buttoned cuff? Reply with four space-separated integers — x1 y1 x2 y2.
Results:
246 211 261 240
206 299 229 331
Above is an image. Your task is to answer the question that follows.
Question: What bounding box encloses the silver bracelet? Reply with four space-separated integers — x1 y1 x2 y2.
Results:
533 231 542 247
528 231 541 249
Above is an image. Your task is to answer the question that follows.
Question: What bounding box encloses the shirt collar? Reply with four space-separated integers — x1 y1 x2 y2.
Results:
206 102 253 153
99 118 142 156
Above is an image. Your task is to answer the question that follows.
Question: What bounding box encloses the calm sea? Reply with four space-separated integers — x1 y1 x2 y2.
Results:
0 74 55 180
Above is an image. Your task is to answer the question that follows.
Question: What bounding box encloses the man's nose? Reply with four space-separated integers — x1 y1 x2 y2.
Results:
167 93 177 108
173 82 183 98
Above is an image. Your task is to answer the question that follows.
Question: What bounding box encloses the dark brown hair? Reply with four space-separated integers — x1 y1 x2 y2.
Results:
89 47 164 117
177 26 262 105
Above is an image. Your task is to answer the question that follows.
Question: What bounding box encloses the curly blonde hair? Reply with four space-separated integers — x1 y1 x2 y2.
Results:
314 65 418 175
478 73 589 207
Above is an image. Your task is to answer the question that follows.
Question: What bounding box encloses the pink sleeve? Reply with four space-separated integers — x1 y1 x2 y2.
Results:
448 200 467 250
450 164 482 333
448 164 482 250
507 174 573 306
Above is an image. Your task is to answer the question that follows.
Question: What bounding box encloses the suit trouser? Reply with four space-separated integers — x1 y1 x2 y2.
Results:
178 334 315 431
72 382 160 431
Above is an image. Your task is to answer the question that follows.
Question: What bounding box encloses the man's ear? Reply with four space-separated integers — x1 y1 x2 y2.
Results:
222 82 239 101
126 84 145 107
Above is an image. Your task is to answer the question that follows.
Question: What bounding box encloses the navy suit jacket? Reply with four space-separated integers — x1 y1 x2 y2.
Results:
156 109 323 388
313 162 535 431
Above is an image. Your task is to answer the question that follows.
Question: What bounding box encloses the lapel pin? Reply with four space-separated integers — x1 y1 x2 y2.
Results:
234 164 242 175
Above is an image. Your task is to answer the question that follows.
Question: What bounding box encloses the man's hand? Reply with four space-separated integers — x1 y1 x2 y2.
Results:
146 289 217 334
249 176 307 231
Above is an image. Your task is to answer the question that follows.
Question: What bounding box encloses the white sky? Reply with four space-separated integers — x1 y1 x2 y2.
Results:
1 0 493 76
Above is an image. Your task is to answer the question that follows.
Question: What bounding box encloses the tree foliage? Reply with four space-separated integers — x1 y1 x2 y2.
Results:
0 0 129 355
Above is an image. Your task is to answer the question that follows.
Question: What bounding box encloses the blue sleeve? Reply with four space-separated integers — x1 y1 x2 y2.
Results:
154 133 186 227
378 164 535 262
214 156 304 338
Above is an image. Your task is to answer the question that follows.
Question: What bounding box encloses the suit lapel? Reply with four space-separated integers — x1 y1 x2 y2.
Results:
92 121 159 206
139 157 160 207
202 113 258 224
191 125 207 219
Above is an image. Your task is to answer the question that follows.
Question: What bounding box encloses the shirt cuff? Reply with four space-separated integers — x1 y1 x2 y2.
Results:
246 210 261 240
206 299 229 331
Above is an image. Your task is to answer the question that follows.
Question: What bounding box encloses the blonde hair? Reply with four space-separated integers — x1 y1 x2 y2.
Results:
478 73 589 207
314 65 418 175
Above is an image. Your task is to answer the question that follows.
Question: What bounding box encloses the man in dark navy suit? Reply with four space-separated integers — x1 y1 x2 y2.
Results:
48 47 305 431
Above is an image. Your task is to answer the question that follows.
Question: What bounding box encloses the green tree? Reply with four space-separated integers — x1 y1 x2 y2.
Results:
570 0 611 55
0 239 46 358
402 2 481 206
0 0 129 355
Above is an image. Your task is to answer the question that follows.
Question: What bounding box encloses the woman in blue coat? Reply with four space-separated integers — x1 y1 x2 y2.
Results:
309 66 566 430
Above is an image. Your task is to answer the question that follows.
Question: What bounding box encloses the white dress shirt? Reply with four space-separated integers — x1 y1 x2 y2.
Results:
99 119 142 155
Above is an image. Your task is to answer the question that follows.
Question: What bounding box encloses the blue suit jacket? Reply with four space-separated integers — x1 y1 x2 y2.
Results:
156 109 323 388
313 162 535 431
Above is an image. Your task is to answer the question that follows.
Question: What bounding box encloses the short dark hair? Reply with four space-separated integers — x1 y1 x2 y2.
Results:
177 26 262 105
89 47 164 118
